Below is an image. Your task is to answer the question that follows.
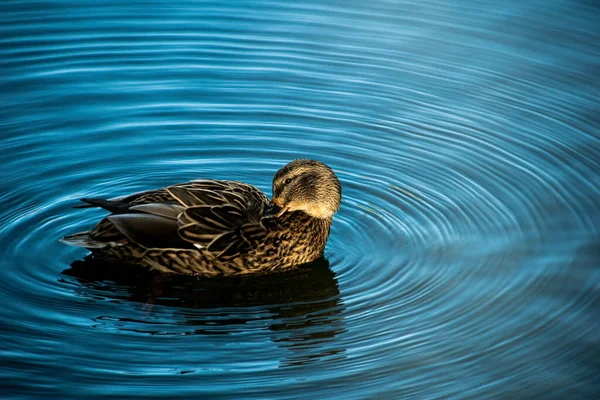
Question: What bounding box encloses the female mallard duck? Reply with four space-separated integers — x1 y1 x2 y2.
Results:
61 159 341 276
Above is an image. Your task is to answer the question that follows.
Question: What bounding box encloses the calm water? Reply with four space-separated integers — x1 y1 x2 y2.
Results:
1 0 599 398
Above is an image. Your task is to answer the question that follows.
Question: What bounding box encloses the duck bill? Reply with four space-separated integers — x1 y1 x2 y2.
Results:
275 206 289 218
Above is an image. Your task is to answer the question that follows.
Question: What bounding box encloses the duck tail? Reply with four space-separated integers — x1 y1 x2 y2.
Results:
73 198 132 214
60 231 107 249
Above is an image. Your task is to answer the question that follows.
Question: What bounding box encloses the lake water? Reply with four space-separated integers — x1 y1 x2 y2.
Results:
1 0 599 398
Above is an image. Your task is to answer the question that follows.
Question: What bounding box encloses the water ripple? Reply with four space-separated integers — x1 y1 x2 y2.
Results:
1 0 599 398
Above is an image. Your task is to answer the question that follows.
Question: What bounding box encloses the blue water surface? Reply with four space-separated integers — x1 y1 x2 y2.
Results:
1 0 599 398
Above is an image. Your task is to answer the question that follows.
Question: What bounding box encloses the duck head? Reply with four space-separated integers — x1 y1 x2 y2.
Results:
272 159 342 219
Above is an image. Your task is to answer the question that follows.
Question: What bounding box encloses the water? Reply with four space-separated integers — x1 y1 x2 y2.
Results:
1 0 599 398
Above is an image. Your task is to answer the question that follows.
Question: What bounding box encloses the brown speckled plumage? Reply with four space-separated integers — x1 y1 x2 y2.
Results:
61 159 341 276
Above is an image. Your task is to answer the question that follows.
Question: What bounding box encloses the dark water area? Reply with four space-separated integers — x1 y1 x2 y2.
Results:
1 0 599 398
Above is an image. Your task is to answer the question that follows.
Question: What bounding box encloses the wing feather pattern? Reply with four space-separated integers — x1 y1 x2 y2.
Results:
168 180 270 260
68 179 270 262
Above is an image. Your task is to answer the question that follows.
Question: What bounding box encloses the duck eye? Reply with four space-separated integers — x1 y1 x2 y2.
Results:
284 178 292 185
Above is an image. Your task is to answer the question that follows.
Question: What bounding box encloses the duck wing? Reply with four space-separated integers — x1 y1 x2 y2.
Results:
74 188 174 209
168 180 272 260
67 180 271 260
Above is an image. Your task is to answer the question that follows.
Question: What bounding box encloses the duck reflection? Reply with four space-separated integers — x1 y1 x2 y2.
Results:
61 256 346 366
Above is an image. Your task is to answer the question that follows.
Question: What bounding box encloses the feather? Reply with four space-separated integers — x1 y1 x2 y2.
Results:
166 186 204 207
130 203 183 219
108 214 195 249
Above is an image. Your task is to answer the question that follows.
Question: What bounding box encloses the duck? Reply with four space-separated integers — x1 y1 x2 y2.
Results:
61 159 342 276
